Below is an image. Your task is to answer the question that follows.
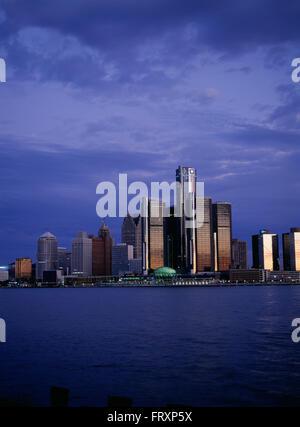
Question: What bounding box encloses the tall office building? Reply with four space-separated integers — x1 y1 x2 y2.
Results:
252 229 279 271
36 232 58 280
112 243 134 275
282 232 291 271
71 232 92 276
66 251 72 275
212 202 232 271
176 166 197 273
122 214 142 259
58 247 67 274
15 257 32 279
290 228 300 271
142 198 165 273
231 239 248 269
196 197 214 272
164 206 179 270
90 223 113 276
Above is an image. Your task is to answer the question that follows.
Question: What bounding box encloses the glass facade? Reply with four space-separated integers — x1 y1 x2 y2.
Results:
176 166 197 273
282 232 291 271
290 228 300 271
232 239 248 269
252 230 279 271
196 197 214 272
212 202 232 271
142 199 165 272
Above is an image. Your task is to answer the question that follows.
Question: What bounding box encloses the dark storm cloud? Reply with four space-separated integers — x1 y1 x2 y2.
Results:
1 0 300 87
2 0 300 52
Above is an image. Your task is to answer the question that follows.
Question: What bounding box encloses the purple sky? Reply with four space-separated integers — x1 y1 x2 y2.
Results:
0 0 300 265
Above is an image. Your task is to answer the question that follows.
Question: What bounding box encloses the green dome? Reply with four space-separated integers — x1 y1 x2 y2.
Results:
154 267 176 277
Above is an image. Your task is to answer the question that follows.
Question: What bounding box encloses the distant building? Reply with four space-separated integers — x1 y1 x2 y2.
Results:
212 202 232 271
112 243 134 275
90 223 113 276
58 247 67 275
252 229 279 271
164 206 179 270
65 251 72 275
142 198 165 273
8 262 15 280
230 269 270 283
282 232 291 271
36 232 58 280
71 232 92 276
0 266 9 282
43 270 63 285
122 214 142 259
128 258 143 274
15 257 32 279
196 197 214 272
290 228 300 271
231 239 248 269
176 166 197 273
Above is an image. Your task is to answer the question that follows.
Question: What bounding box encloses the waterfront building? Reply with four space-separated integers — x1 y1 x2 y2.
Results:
15 257 32 279
142 198 165 273
57 247 67 275
290 228 300 271
231 239 248 269
212 202 232 271
196 197 214 272
112 243 134 275
0 266 9 282
122 214 142 259
90 223 113 276
71 232 92 277
230 269 270 283
252 229 279 271
282 232 291 271
176 166 197 273
36 232 58 280
128 258 143 274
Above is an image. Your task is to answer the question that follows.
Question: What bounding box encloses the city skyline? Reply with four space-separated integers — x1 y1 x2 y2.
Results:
2 164 299 276
1 1 300 266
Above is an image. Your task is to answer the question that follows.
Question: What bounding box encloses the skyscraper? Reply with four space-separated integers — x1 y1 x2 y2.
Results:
212 202 232 271
90 223 113 276
71 232 92 276
36 232 58 280
196 197 214 272
231 239 248 269
15 257 32 279
252 229 279 271
282 232 291 270
176 166 197 273
142 198 165 273
122 214 142 259
290 228 300 271
58 247 67 274
112 243 134 275
164 206 179 270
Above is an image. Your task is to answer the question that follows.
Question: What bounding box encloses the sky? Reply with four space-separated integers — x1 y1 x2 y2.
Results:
0 0 300 265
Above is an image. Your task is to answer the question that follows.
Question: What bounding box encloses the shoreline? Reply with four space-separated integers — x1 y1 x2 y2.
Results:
1 282 300 289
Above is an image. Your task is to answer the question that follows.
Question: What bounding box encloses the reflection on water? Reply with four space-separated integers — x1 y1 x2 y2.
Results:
0 286 300 406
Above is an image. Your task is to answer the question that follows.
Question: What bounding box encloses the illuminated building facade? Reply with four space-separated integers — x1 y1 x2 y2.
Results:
212 202 232 271
196 197 214 272
290 228 300 271
176 165 197 273
15 257 32 279
252 229 279 271
142 198 165 273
